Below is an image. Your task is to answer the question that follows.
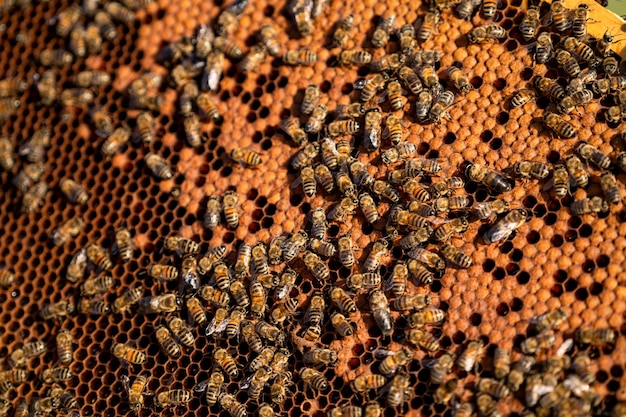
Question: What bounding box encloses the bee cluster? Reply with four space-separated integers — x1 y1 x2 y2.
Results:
0 0 626 416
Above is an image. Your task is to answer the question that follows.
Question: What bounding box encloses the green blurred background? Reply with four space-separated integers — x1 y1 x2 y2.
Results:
608 0 626 19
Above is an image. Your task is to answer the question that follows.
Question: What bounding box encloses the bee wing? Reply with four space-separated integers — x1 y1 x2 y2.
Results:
275 285 291 300
121 375 131 392
374 348 395 359
239 373 255 390
206 317 229 336
556 338 574 357
382 276 395 292
376 90 389 104
194 379 209 393
290 176 303 189
354 79 368 90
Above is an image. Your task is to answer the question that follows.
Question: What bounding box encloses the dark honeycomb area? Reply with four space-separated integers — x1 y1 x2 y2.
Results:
0 0 625 416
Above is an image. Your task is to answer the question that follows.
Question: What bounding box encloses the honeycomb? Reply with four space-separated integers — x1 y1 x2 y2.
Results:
0 0 625 416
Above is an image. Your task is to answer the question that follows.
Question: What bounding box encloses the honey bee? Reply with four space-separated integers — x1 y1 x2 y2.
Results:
468 23 506 43
8 341 46 368
406 328 440 351
256 320 286 344
60 178 89 205
483 208 528 244
41 299 75 321
598 31 618 57
564 154 589 188
414 90 432 123
205 307 229 337
39 48 73 67
440 243 473 269
314 164 334 193
275 267 297 300
0 368 26 385
145 153 173 180
428 90 455 123
196 93 220 120
333 234 356 268
381 143 417 165
359 109 383 151
182 298 206 329
113 287 143 314
69 24 86 57
0 137 14 171
575 141 610 170
148 264 178 281
102 125 132 158
303 250 330 281
282 119 309 147
369 289 395 338
238 43 267 73
55 4 82 37
284 48 318 66
30 397 60 414
270 297 299 325
301 84 320 115
283 230 308 262
510 88 536 108
534 75 564 101
433 217 469 242
399 228 432 250
304 348 338 366
298 368 327 392
550 0 572 32
521 331 557 354
50 217 85 247
513 160 550 179
455 0 481 19
241 366 273 399
202 50 225 91
326 120 360 139
572 4 590 38
230 148 262 168
85 23 103 54
222 191 240 229
408 308 446 328
371 15 395 47
0 268 14 289
571 197 609 215
233 243 251 280
40 367 73 384
490 347 511 380
601 56 619 75
417 11 440 42
330 312 353 337
550 163 570 199
377 347 413 376
123 374 148 414
516 5 540 41
392 209 429 231
113 343 147 365
105 2 135 23
178 81 198 116
200 285 232 308
447 66 471 94
427 352 456 384
60 88 95 107
198 246 226 276
331 16 354 48
197 371 224 406
304 104 327 134
395 24 416 54
219 393 247 417
556 50 581 77
407 249 442 277
457 340 484 372
481 0 498 18
223 307 244 340
478 378 510 399
328 287 355 314
180 255 199 291
329 405 362 417
350 160 375 189
0 76 27 98
564 37 598 65
81 275 114 296
386 372 411 407
304 293 325 327
360 73 388 102
181 112 203 147
507 356 535 391
433 378 457 405
334 171 356 201
79 298 111 315
163 316 196 347
247 281 266 318
21 181 48 214
214 348 239 377
194 24 214 59
137 293 182 314
155 389 191 408
531 308 566 333
270 372 293 406
268 236 287 266
201 197 223 232
600 171 621 205
212 36 242 60
66 248 87 283
252 25 279 59
308 238 335 258
466 164 512 194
